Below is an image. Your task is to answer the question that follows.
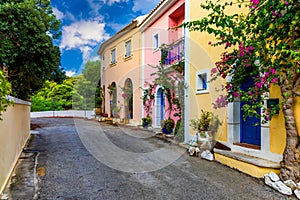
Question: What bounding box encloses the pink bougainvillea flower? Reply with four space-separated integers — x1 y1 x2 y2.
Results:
221 36 225 40
225 42 231 48
296 50 299 53
269 68 276 75
285 1 289 5
208 41 212 45
271 78 278 83
265 72 269 77
221 72 226 79
250 0 259 5
211 68 218 74
233 92 239 98
255 82 263 89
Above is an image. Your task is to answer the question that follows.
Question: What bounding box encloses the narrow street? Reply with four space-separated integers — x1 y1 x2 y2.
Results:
7 118 291 199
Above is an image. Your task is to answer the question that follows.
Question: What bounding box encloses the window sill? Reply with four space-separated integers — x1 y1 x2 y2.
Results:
153 48 159 53
110 62 117 67
196 89 209 95
123 55 133 61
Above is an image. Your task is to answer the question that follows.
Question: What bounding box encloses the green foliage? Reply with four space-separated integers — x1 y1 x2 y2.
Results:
161 118 175 132
142 84 155 116
31 79 74 111
150 44 186 120
0 0 63 100
82 60 100 85
142 115 152 127
74 60 101 110
190 110 213 131
31 60 101 111
0 69 12 119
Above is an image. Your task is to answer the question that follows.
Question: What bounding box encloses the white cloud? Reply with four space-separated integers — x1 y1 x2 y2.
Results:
105 0 128 5
65 70 76 77
60 19 109 62
64 11 76 22
79 46 93 63
89 56 100 62
132 0 160 14
53 7 65 20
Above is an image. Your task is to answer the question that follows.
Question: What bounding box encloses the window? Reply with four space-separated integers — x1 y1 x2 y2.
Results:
125 40 131 58
111 48 116 64
153 33 159 50
196 69 209 94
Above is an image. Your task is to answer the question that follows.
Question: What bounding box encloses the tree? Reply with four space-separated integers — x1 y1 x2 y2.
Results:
74 60 101 110
82 60 100 86
0 0 64 100
31 78 75 111
0 69 12 119
183 0 300 181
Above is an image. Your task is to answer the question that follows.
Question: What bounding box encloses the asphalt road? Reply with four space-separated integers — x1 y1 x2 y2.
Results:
9 118 292 200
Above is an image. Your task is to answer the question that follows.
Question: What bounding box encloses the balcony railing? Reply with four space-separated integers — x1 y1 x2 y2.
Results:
163 38 184 66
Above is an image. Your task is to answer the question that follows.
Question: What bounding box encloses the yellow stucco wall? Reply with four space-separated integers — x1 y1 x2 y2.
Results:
269 85 286 154
269 85 300 154
0 101 31 194
295 96 300 136
215 154 280 178
188 0 230 141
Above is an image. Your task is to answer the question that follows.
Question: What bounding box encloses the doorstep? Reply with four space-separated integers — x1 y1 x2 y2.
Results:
214 149 280 178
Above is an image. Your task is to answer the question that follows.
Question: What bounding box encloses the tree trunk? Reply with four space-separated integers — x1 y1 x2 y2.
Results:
279 77 300 182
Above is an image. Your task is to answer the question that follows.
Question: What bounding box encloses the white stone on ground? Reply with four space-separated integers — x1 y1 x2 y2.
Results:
264 173 292 196
269 171 280 182
200 150 214 161
294 189 300 199
284 180 297 190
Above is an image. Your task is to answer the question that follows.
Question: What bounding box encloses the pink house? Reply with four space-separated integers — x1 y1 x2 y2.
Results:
139 0 185 129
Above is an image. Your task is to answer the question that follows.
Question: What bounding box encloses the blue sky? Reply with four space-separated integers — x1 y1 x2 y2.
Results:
50 0 160 76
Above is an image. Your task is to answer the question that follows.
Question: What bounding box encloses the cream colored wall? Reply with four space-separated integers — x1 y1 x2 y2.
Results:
101 28 143 122
0 100 31 194
188 0 229 140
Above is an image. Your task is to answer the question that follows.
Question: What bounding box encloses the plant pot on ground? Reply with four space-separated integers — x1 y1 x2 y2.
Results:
161 118 175 134
142 115 152 128
95 107 102 115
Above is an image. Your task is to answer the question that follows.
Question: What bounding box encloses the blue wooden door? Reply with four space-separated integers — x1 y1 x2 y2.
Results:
159 89 164 121
240 78 261 146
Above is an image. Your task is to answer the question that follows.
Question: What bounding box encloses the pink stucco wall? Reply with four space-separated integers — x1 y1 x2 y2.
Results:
142 0 185 127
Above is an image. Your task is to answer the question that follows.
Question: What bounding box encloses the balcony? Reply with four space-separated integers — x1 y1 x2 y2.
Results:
163 38 184 66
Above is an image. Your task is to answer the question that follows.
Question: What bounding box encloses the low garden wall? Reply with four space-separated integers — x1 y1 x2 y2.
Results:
0 97 31 194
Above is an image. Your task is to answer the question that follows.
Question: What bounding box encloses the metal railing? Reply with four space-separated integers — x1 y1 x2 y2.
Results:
163 38 184 66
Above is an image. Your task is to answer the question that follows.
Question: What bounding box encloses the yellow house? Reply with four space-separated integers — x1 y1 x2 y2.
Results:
185 0 300 178
98 15 147 125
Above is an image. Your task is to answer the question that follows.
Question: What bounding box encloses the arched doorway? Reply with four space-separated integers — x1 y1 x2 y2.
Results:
109 82 117 117
155 87 165 126
124 78 133 119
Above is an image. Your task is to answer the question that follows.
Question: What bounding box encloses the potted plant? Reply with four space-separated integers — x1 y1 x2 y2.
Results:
161 118 175 134
142 115 152 128
112 103 122 118
190 110 212 135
